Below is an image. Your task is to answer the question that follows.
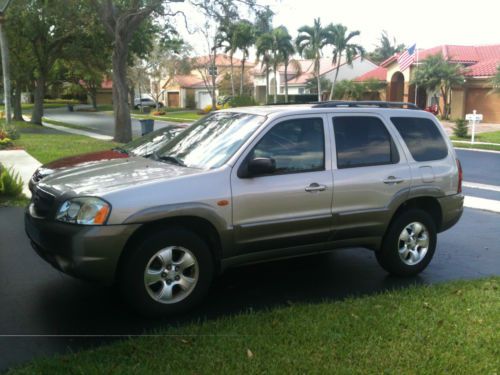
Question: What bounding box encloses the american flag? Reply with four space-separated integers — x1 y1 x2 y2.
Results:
398 44 416 71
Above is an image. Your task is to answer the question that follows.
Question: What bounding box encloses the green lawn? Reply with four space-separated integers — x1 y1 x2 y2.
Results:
10 121 120 164
132 111 204 123
451 130 500 152
7 277 500 374
0 100 79 113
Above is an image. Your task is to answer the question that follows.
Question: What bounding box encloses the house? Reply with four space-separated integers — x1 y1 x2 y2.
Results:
161 54 254 110
356 44 500 122
253 56 378 103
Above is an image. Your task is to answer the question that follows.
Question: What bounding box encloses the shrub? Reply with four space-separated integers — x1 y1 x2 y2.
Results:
228 95 255 107
454 119 468 138
152 110 166 116
202 104 223 113
0 165 24 198
186 93 196 109
0 137 13 149
1 125 20 140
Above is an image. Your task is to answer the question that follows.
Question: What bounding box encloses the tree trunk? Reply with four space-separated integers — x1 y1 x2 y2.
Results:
211 48 217 110
12 82 24 122
129 86 135 108
112 40 132 143
240 57 246 96
230 51 235 97
273 62 278 104
284 61 289 103
0 21 11 124
329 59 342 100
441 86 448 120
316 58 321 102
90 89 97 110
31 76 45 125
265 64 269 104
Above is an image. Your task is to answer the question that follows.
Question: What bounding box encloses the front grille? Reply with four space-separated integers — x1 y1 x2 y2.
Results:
32 188 56 218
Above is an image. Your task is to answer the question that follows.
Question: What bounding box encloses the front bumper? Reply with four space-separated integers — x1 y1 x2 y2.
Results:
437 193 464 232
25 204 140 285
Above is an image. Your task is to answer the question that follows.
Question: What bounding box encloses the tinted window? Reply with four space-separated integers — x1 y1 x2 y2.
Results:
391 117 448 161
250 118 325 174
334 117 398 169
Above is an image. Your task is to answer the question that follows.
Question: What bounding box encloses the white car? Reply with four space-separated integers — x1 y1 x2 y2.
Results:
134 97 164 109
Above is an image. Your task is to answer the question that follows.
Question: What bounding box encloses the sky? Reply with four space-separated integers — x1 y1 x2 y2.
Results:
174 0 500 59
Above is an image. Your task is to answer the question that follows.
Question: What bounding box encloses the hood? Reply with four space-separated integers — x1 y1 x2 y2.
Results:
38 157 201 196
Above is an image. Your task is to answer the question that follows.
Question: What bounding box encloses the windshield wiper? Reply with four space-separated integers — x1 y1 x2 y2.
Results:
153 153 186 167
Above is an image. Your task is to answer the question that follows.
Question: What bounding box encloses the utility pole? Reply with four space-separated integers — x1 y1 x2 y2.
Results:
0 0 12 125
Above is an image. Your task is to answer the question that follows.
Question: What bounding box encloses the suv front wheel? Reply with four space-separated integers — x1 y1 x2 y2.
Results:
119 227 214 317
376 209 437 276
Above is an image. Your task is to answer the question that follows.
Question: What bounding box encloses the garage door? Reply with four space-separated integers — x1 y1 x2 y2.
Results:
465 88 500 123
167 92 180 108
198 91 212 109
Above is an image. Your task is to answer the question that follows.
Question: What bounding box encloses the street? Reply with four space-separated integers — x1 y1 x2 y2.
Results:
1 148 499 371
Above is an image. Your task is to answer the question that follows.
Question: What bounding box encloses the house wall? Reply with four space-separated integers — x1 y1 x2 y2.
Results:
95 89 113 105
323 57 378 83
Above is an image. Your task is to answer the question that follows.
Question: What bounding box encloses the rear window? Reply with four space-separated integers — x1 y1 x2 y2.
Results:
391 117 448 161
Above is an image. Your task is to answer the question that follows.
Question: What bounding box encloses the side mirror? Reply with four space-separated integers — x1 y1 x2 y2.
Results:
244 157 276 177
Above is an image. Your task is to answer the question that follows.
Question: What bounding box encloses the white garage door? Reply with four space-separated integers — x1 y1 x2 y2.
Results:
198 91 212 109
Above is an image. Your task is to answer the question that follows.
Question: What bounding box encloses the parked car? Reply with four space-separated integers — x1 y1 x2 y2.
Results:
134 97 164 109
29 125 186 192
25 101 463 317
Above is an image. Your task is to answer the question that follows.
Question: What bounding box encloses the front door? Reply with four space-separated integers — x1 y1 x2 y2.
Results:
167 92 180 107
231 115 333 253
330 114 412 240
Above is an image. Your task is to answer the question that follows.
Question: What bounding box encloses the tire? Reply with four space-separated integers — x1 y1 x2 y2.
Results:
376 209 437 277
119 227 214 317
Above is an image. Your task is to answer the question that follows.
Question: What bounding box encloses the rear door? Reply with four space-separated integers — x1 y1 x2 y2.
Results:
330 114 412 240
231 114 333 253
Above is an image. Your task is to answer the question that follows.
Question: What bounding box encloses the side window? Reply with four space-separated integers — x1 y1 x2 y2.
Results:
250 118 325 174
333 116 399 169
391 117 448 161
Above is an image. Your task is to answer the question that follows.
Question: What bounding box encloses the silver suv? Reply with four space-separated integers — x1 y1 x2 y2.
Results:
25 102 464 316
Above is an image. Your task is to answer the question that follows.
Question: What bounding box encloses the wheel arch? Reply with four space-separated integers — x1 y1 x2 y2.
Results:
389 196 443 232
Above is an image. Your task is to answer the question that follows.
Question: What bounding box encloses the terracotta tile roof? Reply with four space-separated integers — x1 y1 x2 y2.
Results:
355 66 387 82
101 79 113 89
464 59 500 77
169 75 208 89
360 44 500 81
192 54 254 67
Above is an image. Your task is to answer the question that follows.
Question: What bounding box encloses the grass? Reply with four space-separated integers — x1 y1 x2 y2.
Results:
0 195 30 207
7 277 500 374
10 121 120 164
451 130 500 152
132 111 204 123
0 100 79 113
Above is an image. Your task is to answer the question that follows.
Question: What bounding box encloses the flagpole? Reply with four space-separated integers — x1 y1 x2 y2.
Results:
414 45 418 106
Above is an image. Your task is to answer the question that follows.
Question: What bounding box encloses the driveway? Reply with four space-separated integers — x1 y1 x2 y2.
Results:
43 107 184 138
1 149 500 371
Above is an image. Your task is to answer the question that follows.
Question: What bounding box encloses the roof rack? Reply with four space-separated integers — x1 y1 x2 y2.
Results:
311 101 420 110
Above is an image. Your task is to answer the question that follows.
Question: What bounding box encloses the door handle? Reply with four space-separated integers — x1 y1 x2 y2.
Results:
305 183 327 192
383 176 404 184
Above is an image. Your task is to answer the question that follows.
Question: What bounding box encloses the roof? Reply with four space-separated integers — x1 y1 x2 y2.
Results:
167 75 209 89
192 54 254 68
357 44 500 81
355 66 388 82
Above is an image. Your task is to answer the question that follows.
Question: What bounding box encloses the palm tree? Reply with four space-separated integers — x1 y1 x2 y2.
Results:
326 23 365 101
216 21 238 97
233 20 256 96
256 32 273 104
296 18 329 102
369 31 405 64
412 54 465 119
273 26 296 103
492 65 500 93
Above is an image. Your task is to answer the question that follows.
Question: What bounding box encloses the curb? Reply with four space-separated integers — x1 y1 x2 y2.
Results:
41 122 113 141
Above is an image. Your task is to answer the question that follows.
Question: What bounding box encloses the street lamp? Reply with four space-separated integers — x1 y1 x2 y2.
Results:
0 0 12 125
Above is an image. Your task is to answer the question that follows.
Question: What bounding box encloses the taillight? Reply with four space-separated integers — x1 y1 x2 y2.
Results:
456 159 463 193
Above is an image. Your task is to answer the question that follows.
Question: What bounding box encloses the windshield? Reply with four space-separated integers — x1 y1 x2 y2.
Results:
120 126 185 157
156 112 266 169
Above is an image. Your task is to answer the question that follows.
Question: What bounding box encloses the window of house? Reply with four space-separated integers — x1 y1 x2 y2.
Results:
250 118 325 174
333 116 399 169
298 88 305 94
391 117 448 161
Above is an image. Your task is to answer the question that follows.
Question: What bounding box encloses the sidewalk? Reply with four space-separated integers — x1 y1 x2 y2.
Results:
0 150 41 198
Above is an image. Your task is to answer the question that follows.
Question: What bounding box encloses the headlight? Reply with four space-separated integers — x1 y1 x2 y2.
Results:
56 197 111 225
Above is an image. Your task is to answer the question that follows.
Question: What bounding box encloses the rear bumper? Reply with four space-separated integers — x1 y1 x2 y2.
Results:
25 205 140 284
437 193 464 232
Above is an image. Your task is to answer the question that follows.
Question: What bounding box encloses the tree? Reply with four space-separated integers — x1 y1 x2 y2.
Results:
274 26 296 104
256 32 273 104
492 65 500 93
412 54 464 119
326 23 365 101
215 20 238 97
233 20 255 96
296 18 329 102
368 31 405 64
90 0 183 142
7 1 96 125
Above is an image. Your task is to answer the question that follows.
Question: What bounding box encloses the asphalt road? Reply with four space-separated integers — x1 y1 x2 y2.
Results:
43 107 183 137
1 149 499 372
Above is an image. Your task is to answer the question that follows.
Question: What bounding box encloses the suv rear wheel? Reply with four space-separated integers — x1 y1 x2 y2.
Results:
376 209 437 276
119 227 214 317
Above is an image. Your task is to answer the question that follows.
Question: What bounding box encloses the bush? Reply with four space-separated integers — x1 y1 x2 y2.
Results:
186 93 196 109
0 137 13 149
1 124 20 140
273 94 318 104
454 119 468 138
202 104 223 113
228 95 255 107
0 165 24 198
